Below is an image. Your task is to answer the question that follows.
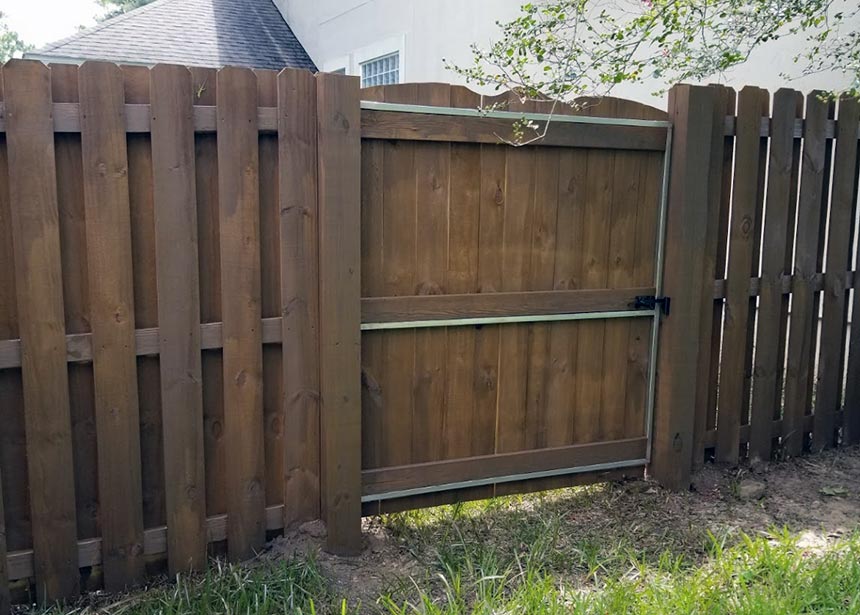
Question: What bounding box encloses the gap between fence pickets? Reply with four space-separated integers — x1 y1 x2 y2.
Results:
0 102 853 138
0 271 854 370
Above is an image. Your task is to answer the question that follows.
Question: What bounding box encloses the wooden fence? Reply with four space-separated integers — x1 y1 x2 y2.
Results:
0 60 858 609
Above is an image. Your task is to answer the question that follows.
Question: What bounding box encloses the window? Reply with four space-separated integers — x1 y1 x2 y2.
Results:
360 52 400 87
332 68 346 75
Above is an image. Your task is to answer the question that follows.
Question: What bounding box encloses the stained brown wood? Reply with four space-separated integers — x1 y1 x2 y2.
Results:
782 94 831 456
79 61 145 590
150 64 207 574
651 85 717 489
362 288 651 324
0 469 8 615
3 59 80 603
846 256 860 444
716 87 768 465
278 68 321 528
692 86 734 466
814 95 860 451
317 72 362 554
363 437 647 496
217 66 265 560
360 109 668 150
748 89 802 462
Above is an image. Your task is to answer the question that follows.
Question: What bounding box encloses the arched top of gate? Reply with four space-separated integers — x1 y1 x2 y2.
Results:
360 82 668 121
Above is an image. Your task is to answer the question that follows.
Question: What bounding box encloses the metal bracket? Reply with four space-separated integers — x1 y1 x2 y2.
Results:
634 295 671 316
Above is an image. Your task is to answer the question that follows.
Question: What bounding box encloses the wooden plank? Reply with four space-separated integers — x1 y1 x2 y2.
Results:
782 93 832 456
361 288 652 323
814 95 860 451
190 66 227 522
217 66 265 560
651 85 717 489
0 469 8 615
122 64 165 542
278 68 321 528
79 61 145 590
150 64 207 574
411 83 451 464
3 59 80 603
362 437 647 496
316 72 362 554
360 110 668 150
846 250 860 444
691 86 734 465
748 89 802 462
442 86 481 459
255 70 283 515
715 87 768 465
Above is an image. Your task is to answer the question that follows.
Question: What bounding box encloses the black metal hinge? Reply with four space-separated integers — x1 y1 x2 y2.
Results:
633 295 671 316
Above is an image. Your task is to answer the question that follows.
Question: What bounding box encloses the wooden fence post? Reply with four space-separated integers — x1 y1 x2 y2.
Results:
0 468 8 615
651 85 717 490
316 72 363 554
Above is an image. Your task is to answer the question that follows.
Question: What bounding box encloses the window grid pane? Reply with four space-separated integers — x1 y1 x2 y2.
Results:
361 52 400 88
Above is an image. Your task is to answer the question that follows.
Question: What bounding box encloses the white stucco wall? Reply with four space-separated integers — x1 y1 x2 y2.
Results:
276 0 856 108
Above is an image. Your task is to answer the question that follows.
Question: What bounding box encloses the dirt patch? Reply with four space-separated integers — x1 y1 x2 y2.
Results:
263 446 860 607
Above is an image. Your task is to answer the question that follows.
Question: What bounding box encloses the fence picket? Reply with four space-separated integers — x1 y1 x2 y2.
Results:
814 95 860 451
216 66 266 560
150 63 207 574
3 59 80 603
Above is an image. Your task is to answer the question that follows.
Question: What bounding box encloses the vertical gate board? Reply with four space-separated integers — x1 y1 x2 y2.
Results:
150 64 207 574
79 61 145 590
380 85 418 467
216 66 266 560
705 89 737 453
846 241 860 444
279 68 321 527
316 72 362 554
749 89 802 461
4 59 80 603
651 84 717 489
122 65 165 536
190 67 226 522
544 145 587 447
716 87 768 464
814 95 860 451
412 83 451 463
0 66 32 557
782 93 831 456
0 85 9 602
443 86 481 459
255 70 284 511
475 141 506 457
625 150 662 438
50 65 100 546
524 142 560 448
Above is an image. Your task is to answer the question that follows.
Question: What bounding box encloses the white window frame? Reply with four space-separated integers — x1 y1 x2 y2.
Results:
351 35 406 83
359 52 401 87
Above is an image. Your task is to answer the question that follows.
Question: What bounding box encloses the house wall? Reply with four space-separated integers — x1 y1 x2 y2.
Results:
275 0 857 108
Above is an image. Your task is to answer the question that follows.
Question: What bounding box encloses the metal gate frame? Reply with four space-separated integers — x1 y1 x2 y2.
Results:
359 100 673 502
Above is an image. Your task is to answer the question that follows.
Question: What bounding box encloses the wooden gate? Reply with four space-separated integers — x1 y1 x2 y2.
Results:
356 84 671 511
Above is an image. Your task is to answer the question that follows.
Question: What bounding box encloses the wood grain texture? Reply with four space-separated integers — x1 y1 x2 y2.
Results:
0 469 8 615
3 59 80 603
150 64 207 574
217 66 265 560
279 68 321 528
814 95 859 451
716 87 768 465
782 94 831 456
79 61 145 590
748 89 802 462
651 85 717 489
317 73 362 554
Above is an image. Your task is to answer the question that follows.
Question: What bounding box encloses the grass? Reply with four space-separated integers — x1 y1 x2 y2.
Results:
29 475 860 614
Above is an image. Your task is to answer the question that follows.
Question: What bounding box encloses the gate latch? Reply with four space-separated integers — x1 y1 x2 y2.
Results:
633 295 671 316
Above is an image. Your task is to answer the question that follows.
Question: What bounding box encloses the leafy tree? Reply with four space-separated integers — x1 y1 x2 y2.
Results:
98 0 155 20
452 0 859 103
0 12 32 62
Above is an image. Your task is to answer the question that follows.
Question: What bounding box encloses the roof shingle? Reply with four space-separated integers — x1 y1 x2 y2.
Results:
28 0 316 71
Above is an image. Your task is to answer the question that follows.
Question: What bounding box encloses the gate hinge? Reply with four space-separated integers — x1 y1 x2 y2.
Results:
633 295 671 316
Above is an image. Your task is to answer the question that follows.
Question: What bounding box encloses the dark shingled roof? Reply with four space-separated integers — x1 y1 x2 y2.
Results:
27 0 317 71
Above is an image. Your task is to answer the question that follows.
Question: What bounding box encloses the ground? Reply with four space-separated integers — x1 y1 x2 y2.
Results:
34 445 860 614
